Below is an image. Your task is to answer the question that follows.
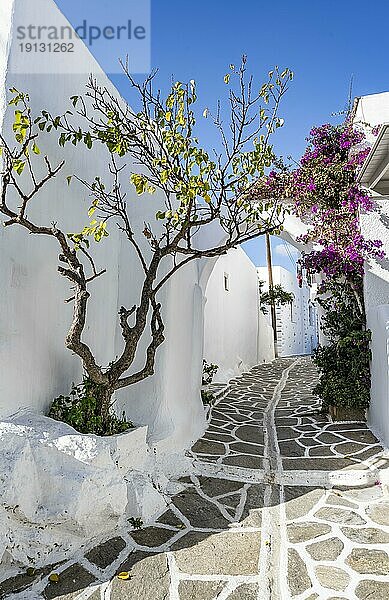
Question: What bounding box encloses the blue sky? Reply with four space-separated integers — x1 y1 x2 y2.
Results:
55 0 389 272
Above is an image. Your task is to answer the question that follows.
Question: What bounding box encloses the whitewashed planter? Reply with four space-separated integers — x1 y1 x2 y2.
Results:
0 409 167 572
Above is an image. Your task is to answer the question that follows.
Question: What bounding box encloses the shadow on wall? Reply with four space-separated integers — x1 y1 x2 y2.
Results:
366 300 389 447
202 248 274 384
361 198 389 448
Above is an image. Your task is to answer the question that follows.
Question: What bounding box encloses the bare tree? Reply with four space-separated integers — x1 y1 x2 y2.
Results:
0 59 292 424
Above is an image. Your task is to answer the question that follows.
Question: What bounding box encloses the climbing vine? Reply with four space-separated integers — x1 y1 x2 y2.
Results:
258 280 294 315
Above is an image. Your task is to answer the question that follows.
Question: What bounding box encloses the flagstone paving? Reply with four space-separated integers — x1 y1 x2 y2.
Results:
2 357 389 599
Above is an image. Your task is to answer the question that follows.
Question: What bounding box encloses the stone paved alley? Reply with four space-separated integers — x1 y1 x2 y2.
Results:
2 357 389 600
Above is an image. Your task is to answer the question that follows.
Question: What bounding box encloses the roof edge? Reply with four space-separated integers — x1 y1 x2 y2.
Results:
357 123 389 184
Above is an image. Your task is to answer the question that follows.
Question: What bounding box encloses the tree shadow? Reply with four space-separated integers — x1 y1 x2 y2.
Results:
2 358 387 599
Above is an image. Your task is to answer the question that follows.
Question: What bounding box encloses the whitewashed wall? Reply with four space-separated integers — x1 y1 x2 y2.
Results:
0 0 206 452
257 265 318 357
359 196 389 445
355 92 389 131
257 310 276 364
0 0 311 453
366 305 389 446
0 0 212 570
203 247 274 383
355 94 389 447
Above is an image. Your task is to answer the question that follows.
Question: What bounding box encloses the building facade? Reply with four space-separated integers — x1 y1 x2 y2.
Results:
257 265 319 358
203 247 275 383
355 92 389 447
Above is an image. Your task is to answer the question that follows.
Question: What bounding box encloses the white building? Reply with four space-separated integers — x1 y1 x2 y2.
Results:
354 92 389 447
257 265 319 357
0 0 309 444
203 247 275 383
0 0 312 570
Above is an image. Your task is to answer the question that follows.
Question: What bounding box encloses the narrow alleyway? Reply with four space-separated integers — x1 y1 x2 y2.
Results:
3 358 389 600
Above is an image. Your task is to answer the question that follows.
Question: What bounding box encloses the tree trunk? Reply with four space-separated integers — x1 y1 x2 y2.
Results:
99 387 115 424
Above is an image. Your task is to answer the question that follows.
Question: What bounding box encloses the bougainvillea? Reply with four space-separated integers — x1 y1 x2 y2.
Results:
254 123 383 281
294 124 383 280
253 121 384 412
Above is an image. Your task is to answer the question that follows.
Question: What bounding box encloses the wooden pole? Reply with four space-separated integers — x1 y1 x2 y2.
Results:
266 232 278 357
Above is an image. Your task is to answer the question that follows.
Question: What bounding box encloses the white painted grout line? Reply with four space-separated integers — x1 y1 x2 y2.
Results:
191 460 266 483
7 358 389 600
167 552 180 600
278 483 292 600
258 358 302 600
257 485 273 600
101 580 112 600
276 469 379 486
175 574 260 583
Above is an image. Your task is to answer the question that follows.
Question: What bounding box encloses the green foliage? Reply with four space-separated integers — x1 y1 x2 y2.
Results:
201 389 216 406
48 378 133 436
259 281 294 314
128 517 144 529
313 330 371 410
130 173 156 195
316 279 364 337
201 360 218 405
313 278 371 411
1 66 293 435
68 220 109 248
2 88 41 170
202 359 218 386
30 63 292 248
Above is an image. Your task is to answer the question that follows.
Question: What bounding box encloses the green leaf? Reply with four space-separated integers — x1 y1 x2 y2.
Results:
130 173 155 195
13 159 25 175
160 169 169 184
32 142 41 155
224 74 230 84
66 176 72 186
84 132 93 149
88 200 98 217
130 173 147 195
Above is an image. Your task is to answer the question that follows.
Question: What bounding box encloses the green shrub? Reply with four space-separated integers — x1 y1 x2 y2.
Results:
48 378 133 436
201 389 215 406
312 278 371 412
202 360 218 386
313 330 371 410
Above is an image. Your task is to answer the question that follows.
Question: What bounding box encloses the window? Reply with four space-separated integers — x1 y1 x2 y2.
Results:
224 273 230 291
308 301 314 326
290 301 296 323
